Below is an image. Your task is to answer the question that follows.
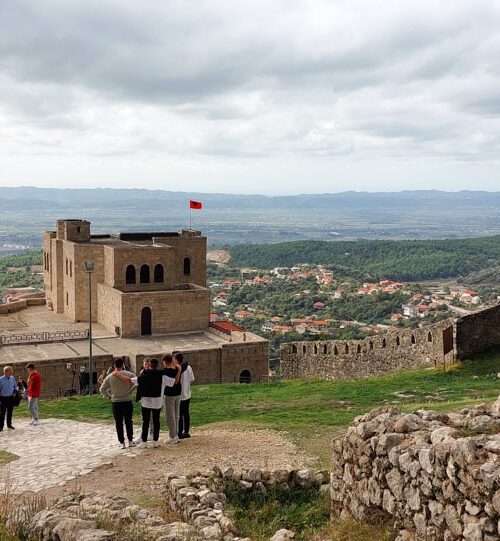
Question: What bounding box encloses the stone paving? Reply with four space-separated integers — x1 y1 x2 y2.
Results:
0 418 143 494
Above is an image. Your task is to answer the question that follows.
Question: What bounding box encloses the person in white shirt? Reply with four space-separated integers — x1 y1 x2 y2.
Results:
113 357 180 448
177 353 195 439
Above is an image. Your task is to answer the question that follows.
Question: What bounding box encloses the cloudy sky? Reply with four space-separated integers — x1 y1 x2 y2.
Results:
1 0 500 194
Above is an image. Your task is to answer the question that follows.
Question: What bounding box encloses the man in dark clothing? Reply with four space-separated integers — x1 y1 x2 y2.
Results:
178 354 195 439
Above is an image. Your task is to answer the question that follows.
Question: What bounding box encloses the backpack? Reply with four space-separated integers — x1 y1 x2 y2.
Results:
12 390 21 407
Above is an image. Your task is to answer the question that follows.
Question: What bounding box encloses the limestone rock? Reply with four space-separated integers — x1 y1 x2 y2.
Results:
469 415 497 432
270 528 295 541
52 518 96 541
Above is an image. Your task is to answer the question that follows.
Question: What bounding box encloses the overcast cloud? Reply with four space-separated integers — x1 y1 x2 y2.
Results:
1 0 500 194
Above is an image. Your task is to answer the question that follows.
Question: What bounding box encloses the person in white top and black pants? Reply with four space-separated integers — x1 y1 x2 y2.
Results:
177 353 195 439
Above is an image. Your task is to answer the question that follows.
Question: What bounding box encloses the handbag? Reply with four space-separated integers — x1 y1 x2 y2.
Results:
12 390 21 407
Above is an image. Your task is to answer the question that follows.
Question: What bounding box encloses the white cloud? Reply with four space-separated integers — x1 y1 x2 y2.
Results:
0 0 500 193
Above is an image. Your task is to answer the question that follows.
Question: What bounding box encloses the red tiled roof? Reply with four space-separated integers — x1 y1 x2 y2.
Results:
210 321 246 333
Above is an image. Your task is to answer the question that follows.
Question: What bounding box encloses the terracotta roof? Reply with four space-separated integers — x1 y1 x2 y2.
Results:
210 321 246 333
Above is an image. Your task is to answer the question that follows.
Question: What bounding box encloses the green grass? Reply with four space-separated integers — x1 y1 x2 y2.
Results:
14 347 500 464
224 482 330 541
0 450 18 465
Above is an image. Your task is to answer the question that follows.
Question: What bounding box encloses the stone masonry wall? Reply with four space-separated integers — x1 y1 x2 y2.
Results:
281 320 450 381
331 401 500 540
281 303 500 382
456 303 500 360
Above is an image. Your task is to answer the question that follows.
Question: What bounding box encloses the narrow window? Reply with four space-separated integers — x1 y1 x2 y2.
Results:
183 257 191 275
303 345 306 354
411 334 416 345
345 344 349 354
357 344 361 354
314 345 318 355
154 264 164 283
65 258 68 275
140 265 150 284
70 261 72 278
77 226 81 233
369 341 374 351
427 332 433 343
382 338 387 349
396 336 400 346
334 345 338 355
66 292 69 305
292 344 297 354
323 344 327 354
125 265 136 284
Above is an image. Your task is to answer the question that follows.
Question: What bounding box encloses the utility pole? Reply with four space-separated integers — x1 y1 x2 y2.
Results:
84 261 95 395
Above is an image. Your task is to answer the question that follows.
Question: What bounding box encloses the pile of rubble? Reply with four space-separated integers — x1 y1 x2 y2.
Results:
331 398 500 540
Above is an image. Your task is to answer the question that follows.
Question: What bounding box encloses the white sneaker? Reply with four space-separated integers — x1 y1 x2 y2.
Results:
165 436 179 444
152 440 159 448
33 420 40 426
28 419 35 426
137 441 147 449
128 440 136 447
119 442 126 449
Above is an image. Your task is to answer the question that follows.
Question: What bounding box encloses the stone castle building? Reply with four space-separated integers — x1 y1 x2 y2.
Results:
0 219 269 398
43 219 209 337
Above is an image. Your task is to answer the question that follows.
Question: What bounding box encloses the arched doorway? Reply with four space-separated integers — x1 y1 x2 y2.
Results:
141 307 152 335
239 370 251 384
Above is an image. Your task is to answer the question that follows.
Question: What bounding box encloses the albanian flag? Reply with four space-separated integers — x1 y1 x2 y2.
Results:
190 200 202 209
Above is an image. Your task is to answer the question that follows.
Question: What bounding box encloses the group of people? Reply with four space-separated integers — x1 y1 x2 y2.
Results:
99 352 195 449
0 363 42 430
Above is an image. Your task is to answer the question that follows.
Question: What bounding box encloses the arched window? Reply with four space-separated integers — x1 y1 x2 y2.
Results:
427 332 433 343
323 344 327 354
140 265 150 284
334 345 338 355
345 344 349 354
369 341 374 351
396 336 400 346
382 338 387 349
125 265 136 284
154 264 164 283
314 345 318 355
357 344 361 354
183 257 191 275
292 344 297 354
411 334 416 345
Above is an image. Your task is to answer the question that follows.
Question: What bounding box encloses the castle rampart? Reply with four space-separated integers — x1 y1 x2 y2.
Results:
281 302 500 381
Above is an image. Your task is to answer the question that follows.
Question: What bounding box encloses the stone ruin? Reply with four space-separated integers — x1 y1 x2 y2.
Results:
331 399 500 540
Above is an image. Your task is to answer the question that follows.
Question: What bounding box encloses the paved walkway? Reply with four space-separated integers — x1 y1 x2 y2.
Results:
0 418 143 493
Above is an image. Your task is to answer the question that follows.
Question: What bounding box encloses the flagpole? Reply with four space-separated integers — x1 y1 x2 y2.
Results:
189 206 192 229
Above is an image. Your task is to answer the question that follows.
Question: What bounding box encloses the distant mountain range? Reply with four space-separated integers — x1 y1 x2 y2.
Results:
0 187 499 212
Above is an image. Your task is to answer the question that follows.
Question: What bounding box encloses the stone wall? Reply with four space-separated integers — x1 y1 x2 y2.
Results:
331 401 500 540
281 320 451 381
281 303 500 382
456 303 500 360
0 355 113 399
0 296 45 315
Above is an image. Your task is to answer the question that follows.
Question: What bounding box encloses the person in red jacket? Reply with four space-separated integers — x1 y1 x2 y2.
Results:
26 363 41 426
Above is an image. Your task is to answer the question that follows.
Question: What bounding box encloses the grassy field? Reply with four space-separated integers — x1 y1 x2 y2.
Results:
14 347 500 464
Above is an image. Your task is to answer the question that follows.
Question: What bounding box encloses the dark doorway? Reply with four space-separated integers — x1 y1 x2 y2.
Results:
141 307 152 335
239 370 251 384
183 257 191 275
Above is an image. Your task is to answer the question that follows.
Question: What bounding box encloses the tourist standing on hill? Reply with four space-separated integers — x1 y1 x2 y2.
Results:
0 366 17 431
26 363 41 426
138 358 154 442
100 358 136 449
162 354 182 444
178 354 195 439
114 357 179 448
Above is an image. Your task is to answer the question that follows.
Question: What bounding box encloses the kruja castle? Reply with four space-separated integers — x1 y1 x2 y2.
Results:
0 219 269 398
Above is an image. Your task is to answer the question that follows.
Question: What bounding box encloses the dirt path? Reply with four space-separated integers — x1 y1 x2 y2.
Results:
32 422 313 509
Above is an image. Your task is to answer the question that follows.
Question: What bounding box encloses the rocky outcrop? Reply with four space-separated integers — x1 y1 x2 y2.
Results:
331 398 500 540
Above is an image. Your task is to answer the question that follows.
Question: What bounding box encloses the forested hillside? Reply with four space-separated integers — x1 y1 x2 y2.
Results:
228 236 500 281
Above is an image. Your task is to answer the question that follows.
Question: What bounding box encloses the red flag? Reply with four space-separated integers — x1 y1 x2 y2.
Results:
190 200 202 209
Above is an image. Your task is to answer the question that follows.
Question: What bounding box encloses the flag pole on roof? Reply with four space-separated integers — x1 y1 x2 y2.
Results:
189 200 202 229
